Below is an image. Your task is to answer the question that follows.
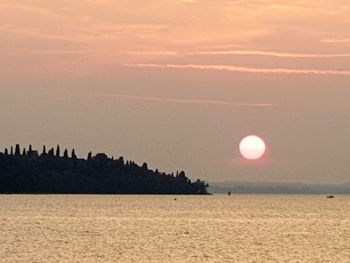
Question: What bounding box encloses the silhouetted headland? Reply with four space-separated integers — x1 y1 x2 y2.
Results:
0 144 209 194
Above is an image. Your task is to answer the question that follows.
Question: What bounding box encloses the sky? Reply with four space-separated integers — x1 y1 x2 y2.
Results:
1 0 350 184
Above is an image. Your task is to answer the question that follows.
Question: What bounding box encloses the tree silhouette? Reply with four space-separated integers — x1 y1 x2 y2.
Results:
28 145 33 156
48 148 54 156
142 162 148 170
56 145 60 157
15 144 21 156
42 145 47 155
178 171 186 178
71 149 77 159
0 144 209 195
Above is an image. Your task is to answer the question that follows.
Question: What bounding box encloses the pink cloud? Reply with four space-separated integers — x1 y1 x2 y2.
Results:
126 63 350 76
190 50 350 58
322 38 350 44
93 94 273 108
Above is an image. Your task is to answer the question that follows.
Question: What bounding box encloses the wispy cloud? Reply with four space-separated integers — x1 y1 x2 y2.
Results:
190 50 350 58
180 0 197 3
0 24 90 43
30 50 87 55
322 38 350 44
124 51 181 56
126 63 350 76
93 93 272 108
2 0 350 77
1 3 70 20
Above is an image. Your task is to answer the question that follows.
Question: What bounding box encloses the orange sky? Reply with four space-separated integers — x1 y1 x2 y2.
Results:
1 0 350 75
1 1 350 183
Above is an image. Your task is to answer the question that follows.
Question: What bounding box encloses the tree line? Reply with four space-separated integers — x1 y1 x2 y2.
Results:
0 144 209 194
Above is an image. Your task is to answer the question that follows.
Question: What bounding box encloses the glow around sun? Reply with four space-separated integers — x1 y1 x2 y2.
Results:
239 135 266 160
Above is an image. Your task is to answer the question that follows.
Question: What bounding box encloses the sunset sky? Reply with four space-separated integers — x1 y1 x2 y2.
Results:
1 0 350 183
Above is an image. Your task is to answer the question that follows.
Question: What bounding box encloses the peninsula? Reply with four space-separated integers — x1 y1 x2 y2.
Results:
0 144 209 194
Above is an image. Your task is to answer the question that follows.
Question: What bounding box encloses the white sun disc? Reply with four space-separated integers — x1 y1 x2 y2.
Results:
239 135 266 160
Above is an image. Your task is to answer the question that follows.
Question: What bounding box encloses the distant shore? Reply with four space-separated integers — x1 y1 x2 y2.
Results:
209 181 350 195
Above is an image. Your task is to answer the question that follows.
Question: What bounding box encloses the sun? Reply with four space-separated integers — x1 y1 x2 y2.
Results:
239 135 266 160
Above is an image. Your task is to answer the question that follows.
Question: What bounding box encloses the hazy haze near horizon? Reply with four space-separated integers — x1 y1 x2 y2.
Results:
1 0 350 183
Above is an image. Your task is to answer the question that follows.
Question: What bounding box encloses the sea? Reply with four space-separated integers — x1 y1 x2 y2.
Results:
0 195 349 262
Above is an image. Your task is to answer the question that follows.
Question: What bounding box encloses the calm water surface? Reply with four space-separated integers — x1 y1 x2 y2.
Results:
0 195 349 262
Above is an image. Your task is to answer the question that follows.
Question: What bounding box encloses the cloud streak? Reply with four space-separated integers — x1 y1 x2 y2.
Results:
124 51 181 56
30 50 87 55
126 63 350 76
322 38 350 44
190 50 350 58
93 93 272 108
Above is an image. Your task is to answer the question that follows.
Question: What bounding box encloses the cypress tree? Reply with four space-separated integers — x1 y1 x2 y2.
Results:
22 148 26 156
87 151 92 160
4 148 8 156
10 146 13 155
56 145 60 157
63 149 68 159
28 144 33 156
71 149 77 159
15 144 20 156
42 145 47 155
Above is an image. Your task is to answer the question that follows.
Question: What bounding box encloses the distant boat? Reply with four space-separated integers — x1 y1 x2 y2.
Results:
326 195 335 199
227 191 231 196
